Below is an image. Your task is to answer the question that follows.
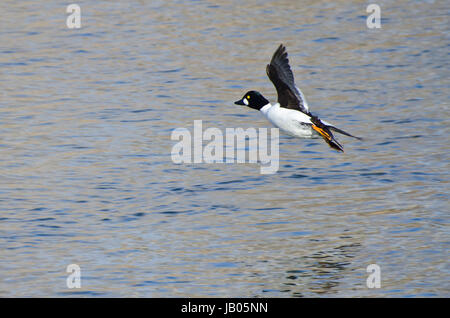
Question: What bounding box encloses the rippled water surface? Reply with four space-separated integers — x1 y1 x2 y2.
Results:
0 0 449 297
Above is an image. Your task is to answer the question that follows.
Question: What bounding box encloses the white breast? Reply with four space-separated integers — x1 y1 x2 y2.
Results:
261 104 314 138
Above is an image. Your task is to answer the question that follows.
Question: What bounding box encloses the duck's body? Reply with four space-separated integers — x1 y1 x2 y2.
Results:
235 44 361 152
260 103 316 138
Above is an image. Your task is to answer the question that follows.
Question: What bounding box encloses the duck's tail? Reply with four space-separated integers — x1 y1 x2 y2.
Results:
328 126 363 140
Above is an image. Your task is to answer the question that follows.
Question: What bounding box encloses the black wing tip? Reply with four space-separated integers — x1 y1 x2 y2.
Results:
272 44 288 61
277 43 286 51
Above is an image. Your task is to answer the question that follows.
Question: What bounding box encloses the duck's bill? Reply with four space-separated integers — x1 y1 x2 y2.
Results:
234 99 245 105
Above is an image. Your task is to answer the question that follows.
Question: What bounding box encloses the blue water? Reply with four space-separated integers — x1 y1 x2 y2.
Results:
0 0 448 297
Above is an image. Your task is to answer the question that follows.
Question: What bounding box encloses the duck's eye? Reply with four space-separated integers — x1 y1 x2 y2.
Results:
247 95 250 99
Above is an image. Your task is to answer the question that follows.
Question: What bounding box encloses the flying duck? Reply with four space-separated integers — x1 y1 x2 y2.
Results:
235 44 361 151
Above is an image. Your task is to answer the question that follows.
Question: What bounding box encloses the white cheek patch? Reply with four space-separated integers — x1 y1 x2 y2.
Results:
243 98 249 106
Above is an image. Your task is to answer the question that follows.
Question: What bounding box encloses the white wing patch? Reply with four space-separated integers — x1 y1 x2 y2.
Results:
295 86 309 111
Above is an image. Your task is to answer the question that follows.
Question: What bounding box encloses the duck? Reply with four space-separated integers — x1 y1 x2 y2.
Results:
235 44 361 151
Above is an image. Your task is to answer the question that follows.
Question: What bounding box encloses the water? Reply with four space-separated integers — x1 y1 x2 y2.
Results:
0 0 448 297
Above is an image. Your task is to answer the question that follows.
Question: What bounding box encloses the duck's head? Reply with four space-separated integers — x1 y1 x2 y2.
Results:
235 91 269 111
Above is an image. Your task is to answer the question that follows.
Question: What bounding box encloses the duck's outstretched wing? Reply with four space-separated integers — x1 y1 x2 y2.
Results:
266 44 309 114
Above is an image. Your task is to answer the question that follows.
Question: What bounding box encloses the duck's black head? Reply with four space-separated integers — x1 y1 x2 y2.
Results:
235 91 270 111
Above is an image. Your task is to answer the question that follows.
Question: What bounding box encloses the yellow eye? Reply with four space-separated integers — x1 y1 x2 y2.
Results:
247 95 250 99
